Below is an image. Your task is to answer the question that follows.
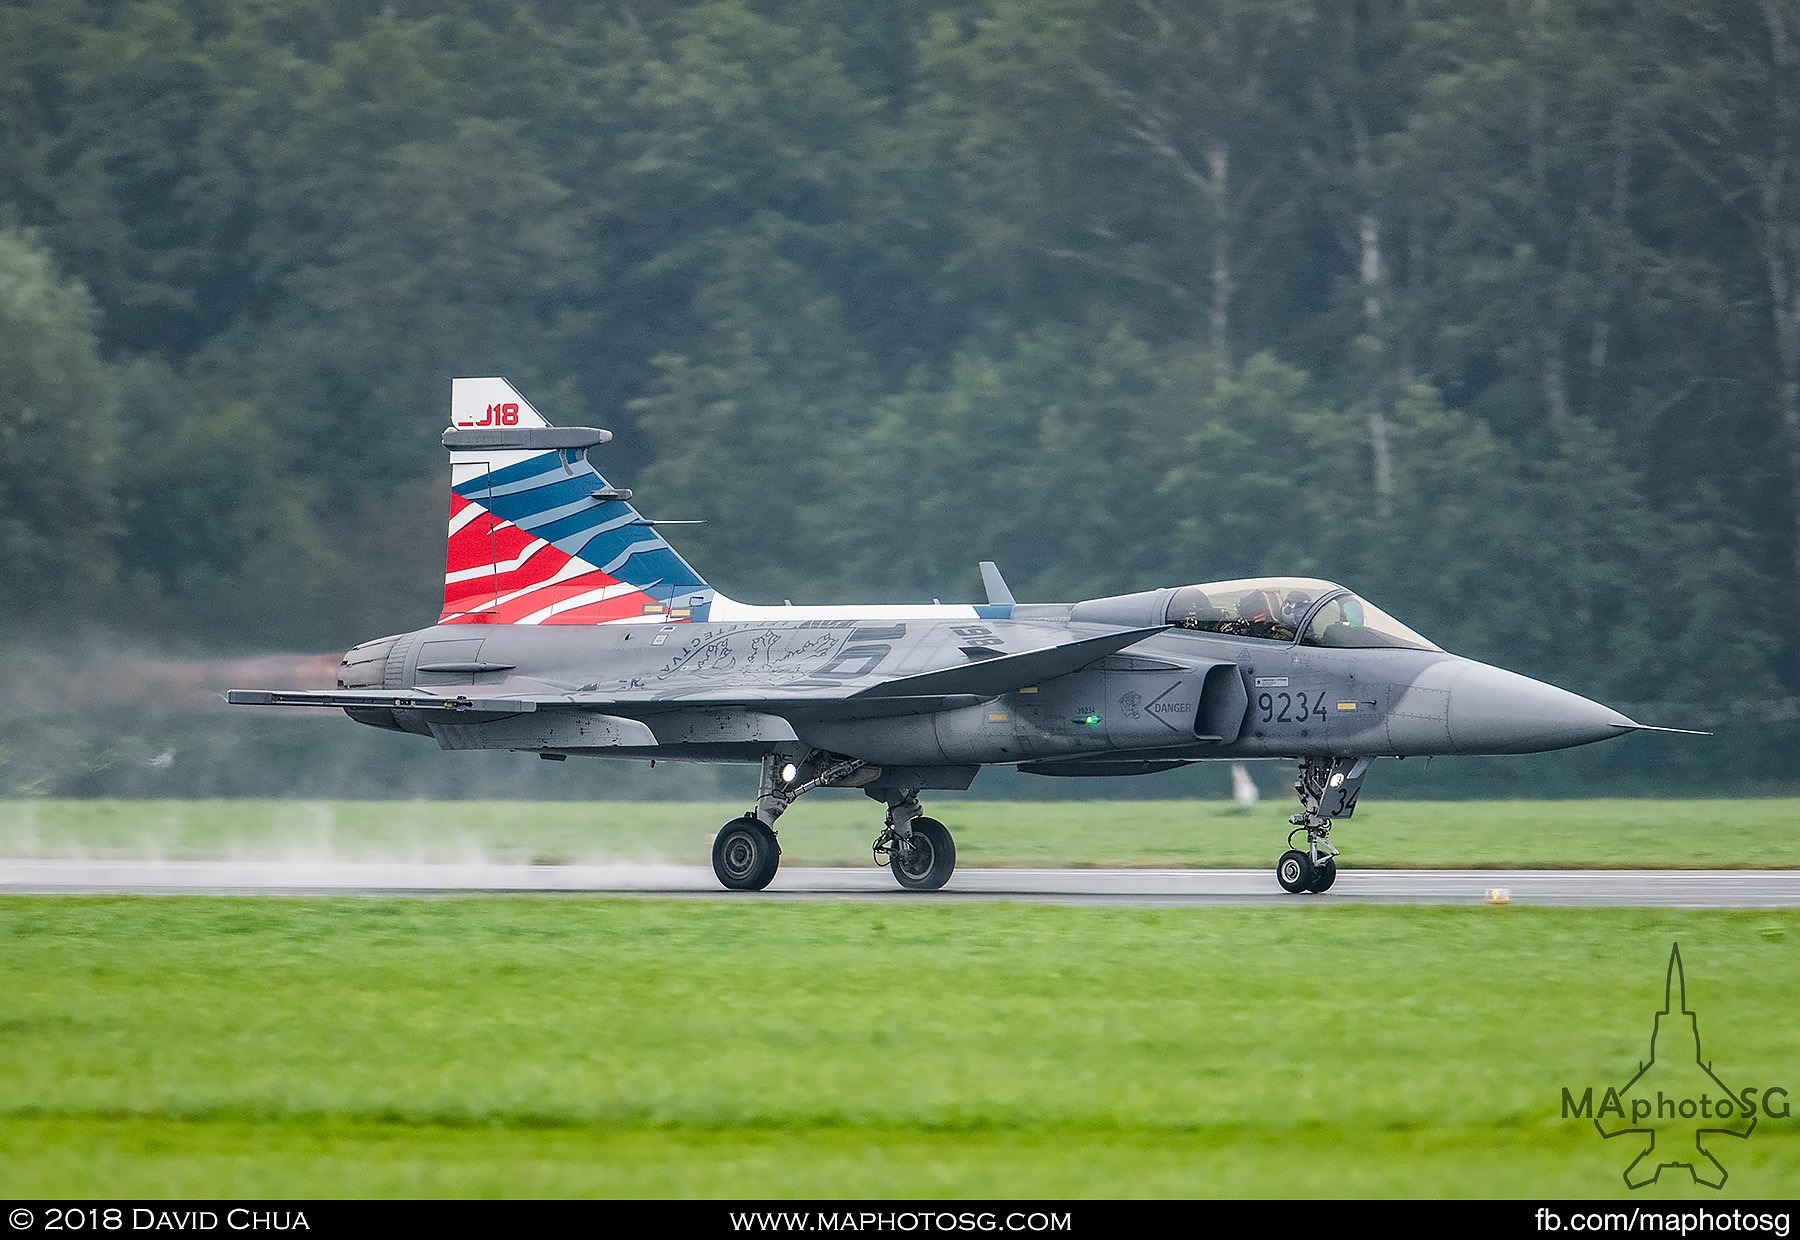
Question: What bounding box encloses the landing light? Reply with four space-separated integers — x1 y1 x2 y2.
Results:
781 762 799 783
1329 773 1345 788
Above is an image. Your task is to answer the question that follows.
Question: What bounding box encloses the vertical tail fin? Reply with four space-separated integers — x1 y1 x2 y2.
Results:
439 377 714 625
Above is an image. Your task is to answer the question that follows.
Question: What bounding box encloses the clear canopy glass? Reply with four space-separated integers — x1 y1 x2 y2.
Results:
1163 577 1439 650
1297 591 1439 650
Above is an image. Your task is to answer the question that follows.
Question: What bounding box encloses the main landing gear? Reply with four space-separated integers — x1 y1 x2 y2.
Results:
709 752 958 893
870 789 956 892
712 815 779 891
1276 756 1370 895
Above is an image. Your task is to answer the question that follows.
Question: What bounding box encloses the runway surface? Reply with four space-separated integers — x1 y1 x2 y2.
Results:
2 859 1797 906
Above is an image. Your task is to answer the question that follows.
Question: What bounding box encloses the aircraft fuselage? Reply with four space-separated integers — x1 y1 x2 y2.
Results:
337 614 1633 777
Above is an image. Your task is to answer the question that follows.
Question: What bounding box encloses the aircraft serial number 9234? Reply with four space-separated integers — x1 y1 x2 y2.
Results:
230 379 1697 894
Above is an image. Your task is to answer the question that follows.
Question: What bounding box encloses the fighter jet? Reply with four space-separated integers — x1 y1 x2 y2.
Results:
230 378 1694 893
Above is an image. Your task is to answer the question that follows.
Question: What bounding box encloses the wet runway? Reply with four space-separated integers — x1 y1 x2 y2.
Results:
2 859 1797 907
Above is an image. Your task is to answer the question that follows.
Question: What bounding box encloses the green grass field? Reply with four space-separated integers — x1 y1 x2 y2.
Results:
2 797 1797 868
3 800 1796 1198
1 898 1796 1198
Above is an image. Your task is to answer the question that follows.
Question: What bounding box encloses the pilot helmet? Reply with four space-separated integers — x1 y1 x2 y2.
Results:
1280 592 1313 624
1235 591 1273 622
1171 588 1212 628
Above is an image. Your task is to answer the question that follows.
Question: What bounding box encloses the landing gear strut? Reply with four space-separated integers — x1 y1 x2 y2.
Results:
870 788 956 892
1277 756 1369 895
710 750 868 891
709 755 960 893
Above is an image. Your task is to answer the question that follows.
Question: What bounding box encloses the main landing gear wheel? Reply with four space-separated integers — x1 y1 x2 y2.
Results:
1305 857 1338 893
890 817 956 892
712 815 780 891
1276 849 1315 895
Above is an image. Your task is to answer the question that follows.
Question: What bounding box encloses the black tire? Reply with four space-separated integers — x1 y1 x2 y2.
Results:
1276 849 1315 894
712 815 780 891
891 817 955 891
1305 857 1337 893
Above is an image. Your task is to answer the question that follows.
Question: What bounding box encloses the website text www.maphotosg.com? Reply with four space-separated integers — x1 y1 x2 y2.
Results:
1535 1208 1789 1236
729 1212 1072 1233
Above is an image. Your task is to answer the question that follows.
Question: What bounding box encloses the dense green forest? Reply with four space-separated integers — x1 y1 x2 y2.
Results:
3 0 1797 796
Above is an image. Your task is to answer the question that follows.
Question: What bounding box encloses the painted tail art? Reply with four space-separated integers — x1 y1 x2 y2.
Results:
440 377 714 626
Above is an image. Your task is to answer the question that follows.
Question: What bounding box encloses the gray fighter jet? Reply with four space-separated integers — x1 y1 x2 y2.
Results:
230 378 1693 893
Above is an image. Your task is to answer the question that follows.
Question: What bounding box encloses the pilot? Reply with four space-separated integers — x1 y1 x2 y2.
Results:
1280 591 1314 629
1234 590 1288 640
1169 588 1213 630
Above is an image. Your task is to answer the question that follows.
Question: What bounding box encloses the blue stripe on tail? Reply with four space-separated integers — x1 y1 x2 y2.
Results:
452 451 710 595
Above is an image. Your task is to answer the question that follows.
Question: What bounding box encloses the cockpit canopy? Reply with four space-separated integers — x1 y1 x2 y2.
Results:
1163 577 1440 651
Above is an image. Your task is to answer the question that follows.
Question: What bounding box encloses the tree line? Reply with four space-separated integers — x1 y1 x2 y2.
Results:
2 0 1796 778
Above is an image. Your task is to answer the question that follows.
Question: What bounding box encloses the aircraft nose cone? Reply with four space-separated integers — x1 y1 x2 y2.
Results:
1446 661 1637 754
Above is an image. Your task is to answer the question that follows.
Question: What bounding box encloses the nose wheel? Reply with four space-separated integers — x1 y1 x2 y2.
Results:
1306 857 1337 892
1276 849 1313 893
1275 756 1367 895
1277 849 1337 893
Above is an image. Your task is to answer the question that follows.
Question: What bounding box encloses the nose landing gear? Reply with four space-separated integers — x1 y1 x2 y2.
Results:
1277 756 1368 895
1276 845 1338 893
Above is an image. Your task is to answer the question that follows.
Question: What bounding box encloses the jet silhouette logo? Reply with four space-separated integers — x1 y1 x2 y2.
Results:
1563 943 1777 1189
